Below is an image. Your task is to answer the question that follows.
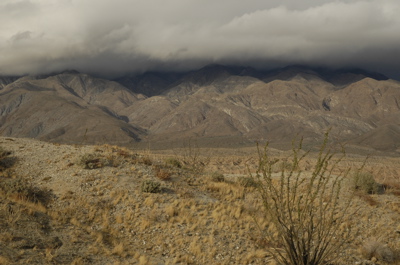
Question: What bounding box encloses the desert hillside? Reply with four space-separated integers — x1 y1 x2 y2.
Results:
1 65 399 153
1 137 400 264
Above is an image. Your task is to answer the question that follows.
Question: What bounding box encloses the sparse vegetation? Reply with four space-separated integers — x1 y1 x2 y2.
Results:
0 146 14 170
382 180 400 197
141 180 161 193
355 192 379 206
154 166 172 181
353 171 383 194
2 137 400 264
0 146 10 160
252 133 355 265
237 176 258 187
361 239 395 263
181 139 209 175
211 171 225 182
165 157 182 168
0 176 52 205
272 159 296 173
138 156 152 166
78 153 108 169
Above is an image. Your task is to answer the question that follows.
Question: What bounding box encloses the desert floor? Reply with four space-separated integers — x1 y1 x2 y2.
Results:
0 137 400 265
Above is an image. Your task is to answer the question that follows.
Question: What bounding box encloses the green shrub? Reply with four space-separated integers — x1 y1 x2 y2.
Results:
141 180 161 193
353 172 383 194
211 172 225 182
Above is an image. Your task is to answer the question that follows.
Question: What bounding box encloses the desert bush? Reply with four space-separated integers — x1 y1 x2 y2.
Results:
155 168 172 181
113 148 132 158
165 158 182 168
181 139 209 175
252 133 355 265
237 176 258 188
361 239 395 262
138 156 153 166
78 153 108 169
353 172 383 194
141 180 161 193
0 146 14 170
381 180 400 197
211 172 225 182
0 146 10 160
0 177 52 205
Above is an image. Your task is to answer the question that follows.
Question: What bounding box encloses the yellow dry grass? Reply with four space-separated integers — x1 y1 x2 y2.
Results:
0 137 400 264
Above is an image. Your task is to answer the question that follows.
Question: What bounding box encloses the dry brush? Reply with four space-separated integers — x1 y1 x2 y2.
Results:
252 133 357 265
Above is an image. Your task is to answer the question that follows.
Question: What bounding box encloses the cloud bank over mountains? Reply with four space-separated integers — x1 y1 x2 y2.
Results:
1 0 400 78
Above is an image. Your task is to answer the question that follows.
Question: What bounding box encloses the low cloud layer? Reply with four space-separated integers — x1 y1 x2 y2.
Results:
1 0 400 78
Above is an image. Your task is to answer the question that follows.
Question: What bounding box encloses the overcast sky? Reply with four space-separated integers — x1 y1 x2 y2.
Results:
1 0 400 78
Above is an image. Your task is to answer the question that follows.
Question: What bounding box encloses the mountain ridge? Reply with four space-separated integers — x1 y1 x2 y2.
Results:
114 64 390 97
0 64 399 154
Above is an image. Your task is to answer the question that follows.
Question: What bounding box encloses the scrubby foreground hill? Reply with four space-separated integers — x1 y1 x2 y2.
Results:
1 137 400 264
1 65 400 153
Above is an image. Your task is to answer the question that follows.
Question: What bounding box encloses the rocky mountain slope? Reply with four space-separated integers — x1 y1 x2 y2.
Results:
0 72 145 145
0 65 399 153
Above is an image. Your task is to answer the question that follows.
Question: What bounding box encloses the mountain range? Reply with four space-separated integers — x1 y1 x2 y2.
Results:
1 65 399 154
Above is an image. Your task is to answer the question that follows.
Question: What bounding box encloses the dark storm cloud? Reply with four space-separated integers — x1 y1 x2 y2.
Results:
0 0 399 78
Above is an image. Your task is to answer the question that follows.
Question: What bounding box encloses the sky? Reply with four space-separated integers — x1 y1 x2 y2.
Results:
1 0 400 78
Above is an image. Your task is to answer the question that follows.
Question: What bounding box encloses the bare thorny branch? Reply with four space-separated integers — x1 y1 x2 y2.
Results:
252 133 358 265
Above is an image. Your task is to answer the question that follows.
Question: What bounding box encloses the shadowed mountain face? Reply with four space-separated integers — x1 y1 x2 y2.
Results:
0 65 399 153
0 76 20 90
0 72 145 145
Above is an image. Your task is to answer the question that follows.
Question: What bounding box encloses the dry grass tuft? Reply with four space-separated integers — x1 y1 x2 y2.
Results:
138 255 150 265
237 176 258 188
361 239 395 263
210 171 225 182
138 156 153 166
0 176 53 206
164 158 182 168
154 166 172 181
381 181 400 197
355 192 380 206
0 256 10 265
